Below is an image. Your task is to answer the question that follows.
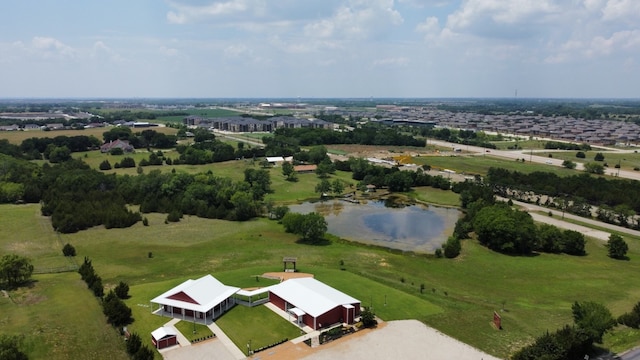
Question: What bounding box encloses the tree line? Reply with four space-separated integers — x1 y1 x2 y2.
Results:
262 125 425 156
78 257 154 360
486 168 640 227
451 181 587 256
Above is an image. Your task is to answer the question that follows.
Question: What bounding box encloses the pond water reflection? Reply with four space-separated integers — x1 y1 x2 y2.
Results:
288 200 461 253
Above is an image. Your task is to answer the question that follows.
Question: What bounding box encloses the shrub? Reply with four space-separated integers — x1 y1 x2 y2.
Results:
62 243 76 257
166 210 182 222
119 157 136 168
443 236 461 258
99 160 112 170
576 151 586 158
114 281 130 299
606 234 628 260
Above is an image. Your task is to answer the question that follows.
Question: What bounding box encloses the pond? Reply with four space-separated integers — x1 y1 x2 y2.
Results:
288 200 461 253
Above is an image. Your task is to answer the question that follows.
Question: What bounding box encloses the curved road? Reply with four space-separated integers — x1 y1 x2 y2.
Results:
509 199 640 241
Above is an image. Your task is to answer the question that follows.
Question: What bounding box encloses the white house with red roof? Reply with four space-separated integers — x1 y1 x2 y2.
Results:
150 274 239 323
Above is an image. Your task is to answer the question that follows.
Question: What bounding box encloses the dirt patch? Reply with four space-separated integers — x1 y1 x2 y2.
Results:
262 272 314 282
14 291 46 305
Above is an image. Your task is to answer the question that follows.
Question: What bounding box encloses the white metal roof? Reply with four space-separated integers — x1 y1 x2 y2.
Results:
151 326 177 341
269 278 360 318
266 156 284 162
235 287 271 297
289 307 306 317
150 274 240 313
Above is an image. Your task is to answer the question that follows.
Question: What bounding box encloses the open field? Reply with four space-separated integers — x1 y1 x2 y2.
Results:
0 126 178 145
536 150 640 171
413 153 581 177
4 199 640 358
0 272 129 360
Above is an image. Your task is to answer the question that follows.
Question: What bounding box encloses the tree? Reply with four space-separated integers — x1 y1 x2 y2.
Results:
62 243 76 257
536 224 563 253
0 335 28 360
473 203 537 255
618 301 640 328
315 179 331 195
308 145 329 164
584 162 604 174
273 206 290 221
114 281 130 299
332 179 345 195
119 157 136 168
561 230 586 256
606 233 628 260
281 161 295 181
315 162 335 178
572 301 615 344
594 152 605 161
0 254 34 288
576 151 586 158
103 290 133 327
443 236 461 258
99 160 112 170
133 345 155 360
126 332 142 355
361 307 377 328
48 145 72 163
562 160 576 169
281 212 327 243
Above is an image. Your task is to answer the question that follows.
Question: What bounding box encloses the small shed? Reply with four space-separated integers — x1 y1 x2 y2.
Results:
151 326 178 349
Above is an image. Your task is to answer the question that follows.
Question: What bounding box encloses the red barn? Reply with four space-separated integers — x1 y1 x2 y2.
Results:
151 326 178 349
268 278 360 330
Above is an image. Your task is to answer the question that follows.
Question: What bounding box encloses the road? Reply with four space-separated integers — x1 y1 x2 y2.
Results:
427 139 640 182
620 347 640 360
510 199 640 241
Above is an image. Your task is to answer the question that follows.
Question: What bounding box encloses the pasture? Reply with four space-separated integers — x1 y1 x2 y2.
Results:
4 198 640 358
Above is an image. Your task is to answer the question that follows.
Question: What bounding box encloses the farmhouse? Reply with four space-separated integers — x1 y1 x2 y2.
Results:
150 274 361 332
268 277 361 330
100 139 134 153
150 274 239 323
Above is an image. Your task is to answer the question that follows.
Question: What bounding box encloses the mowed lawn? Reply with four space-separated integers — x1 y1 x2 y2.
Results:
4 194 640 358
216 305 301 355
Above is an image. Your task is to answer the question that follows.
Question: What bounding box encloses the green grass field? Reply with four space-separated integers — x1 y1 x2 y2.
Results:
4 200 640 358
413 154 582 177
0 272 128 360
6 141 640 359
215 305 301 355
536 150 640 171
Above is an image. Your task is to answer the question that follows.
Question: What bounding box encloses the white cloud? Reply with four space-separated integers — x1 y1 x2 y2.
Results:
372 57 410 67
445 0 561 38
588 30 640 56
31 37 77 59
415 16 440 40
304 0 403 41
602 0 640 22
166 0 257 24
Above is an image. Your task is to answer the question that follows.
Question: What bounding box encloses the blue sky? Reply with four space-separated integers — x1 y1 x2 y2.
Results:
1 0 639 98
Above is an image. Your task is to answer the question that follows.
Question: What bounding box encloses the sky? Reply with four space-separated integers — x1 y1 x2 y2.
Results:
1 0 639 99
